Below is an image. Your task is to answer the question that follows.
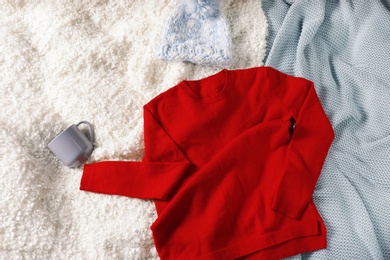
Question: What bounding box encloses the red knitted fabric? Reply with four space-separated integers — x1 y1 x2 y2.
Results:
80 67 334 260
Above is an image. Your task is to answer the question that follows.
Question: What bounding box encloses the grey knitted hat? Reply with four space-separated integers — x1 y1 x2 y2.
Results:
156 0 232 67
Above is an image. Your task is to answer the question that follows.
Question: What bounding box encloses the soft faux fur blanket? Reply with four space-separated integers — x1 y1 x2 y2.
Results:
0 1 267 258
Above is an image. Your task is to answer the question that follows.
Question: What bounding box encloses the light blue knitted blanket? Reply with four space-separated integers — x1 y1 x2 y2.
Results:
263 0 390 259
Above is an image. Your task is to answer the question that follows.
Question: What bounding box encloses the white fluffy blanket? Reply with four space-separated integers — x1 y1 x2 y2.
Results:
0 0 267 258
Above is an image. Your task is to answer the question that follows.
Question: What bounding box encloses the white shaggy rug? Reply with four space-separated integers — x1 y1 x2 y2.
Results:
0 0 268 258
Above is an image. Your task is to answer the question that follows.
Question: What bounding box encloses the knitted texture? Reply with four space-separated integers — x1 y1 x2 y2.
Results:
156 0 232 67
263 0 390 259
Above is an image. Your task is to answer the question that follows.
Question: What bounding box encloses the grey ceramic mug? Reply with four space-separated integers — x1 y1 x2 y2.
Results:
47 121 94 168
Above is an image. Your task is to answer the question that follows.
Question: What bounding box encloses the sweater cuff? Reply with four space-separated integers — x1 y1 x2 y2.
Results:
80 163 95 191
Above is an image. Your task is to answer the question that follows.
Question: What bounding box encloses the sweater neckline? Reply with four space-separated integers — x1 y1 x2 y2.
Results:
180 69 230 103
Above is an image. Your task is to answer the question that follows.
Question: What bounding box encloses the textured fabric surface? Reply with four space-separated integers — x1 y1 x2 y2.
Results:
156 0 232 67
262 0 390 259
0 0 267 259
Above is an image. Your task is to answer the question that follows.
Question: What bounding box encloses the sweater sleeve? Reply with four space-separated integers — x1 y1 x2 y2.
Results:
271 71 334 220
80 106 190 200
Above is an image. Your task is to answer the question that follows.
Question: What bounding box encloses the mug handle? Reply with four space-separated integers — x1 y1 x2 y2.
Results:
76 121 94 144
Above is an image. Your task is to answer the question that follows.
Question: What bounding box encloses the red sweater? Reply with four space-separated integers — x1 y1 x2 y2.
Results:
80 67 334 260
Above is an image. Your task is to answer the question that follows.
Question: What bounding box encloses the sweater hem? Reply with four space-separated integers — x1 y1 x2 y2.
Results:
239 220 327 259
155 219 324 260
200 220 321 260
